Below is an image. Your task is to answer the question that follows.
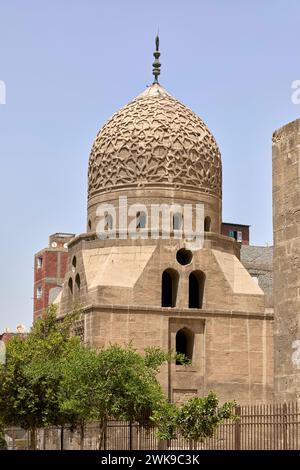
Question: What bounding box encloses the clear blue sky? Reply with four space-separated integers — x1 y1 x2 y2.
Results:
0 0 299 331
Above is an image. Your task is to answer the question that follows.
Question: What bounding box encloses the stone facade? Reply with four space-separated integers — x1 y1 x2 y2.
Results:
49 82 275 405
57 232 274 403
273 119 300 402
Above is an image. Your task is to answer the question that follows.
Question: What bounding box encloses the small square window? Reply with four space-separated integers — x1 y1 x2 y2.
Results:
37 287 42 299
37 257 43 269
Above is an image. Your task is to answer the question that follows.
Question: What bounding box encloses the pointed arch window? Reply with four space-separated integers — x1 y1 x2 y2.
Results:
204 216 211 232
104 212 113 231
75 273 81 291
176 328 194 364
189 271 205 308
161 269 179 307
136 211 147 230
173 213 183 230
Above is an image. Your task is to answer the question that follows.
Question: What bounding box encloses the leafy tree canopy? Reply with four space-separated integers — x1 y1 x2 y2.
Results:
152 392 236 444
0 305 81 447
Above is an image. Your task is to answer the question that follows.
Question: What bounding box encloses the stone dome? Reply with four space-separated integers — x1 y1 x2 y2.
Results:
88 83 222 200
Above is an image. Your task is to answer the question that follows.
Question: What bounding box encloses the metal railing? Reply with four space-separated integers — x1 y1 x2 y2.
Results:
4 402 300 450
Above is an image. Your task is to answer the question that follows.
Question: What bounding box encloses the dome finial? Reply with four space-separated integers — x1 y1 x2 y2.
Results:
152 34 161 84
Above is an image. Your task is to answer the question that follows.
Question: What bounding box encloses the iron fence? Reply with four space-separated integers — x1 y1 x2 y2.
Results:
4 401 300 450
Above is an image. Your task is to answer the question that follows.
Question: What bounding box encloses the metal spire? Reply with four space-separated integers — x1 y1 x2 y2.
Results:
152 35 161 84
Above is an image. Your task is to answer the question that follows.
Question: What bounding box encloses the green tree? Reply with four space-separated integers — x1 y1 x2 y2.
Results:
153 392 236 449
0 305 81 449
0 421 7 450
59 344 173 449
0 304 189 451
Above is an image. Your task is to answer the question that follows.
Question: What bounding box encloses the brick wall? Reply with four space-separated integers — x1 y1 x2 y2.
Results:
33 234 75 321
221 223 250 245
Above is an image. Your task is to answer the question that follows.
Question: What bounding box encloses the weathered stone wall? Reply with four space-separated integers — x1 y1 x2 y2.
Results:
273 118 300 402
83 306 273 404
87 187 222 236
59 233 264 316
57 228 273 404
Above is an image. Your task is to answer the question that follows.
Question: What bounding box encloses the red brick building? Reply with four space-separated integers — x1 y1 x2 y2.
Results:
221 222 250 245
0 330 27 344
33 233 75 320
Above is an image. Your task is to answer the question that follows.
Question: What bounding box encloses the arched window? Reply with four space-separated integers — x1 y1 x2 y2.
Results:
189 271 205 308
68 278 73 295
72 256 77 269
204 216 211 232
176 328 194 364
173 212 183 230
104 212 113 230
75 273 81 291
161 269 179 307
136 211 146 230
88 220 92 231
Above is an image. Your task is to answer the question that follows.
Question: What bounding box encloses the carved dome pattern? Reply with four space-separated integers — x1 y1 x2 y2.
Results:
88 85 221 199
